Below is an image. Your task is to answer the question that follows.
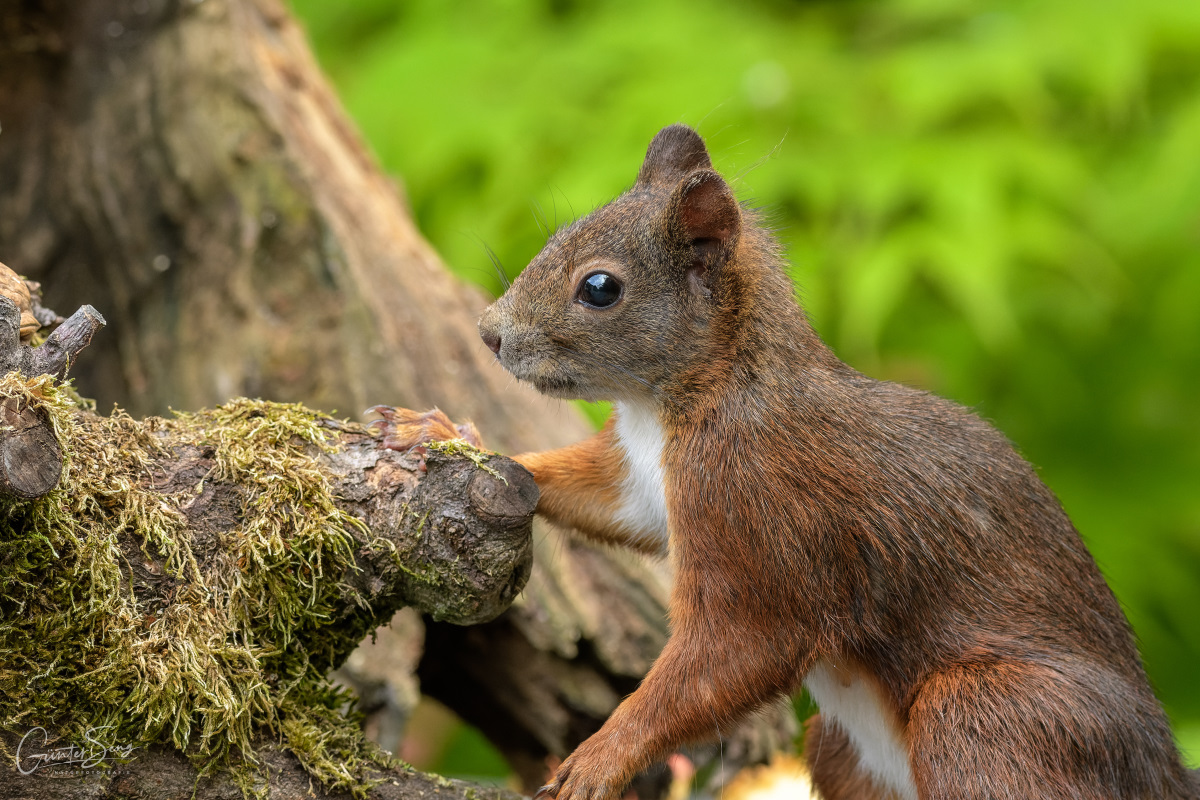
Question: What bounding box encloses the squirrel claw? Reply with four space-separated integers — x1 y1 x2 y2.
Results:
365 406 483 471
532 784 557 799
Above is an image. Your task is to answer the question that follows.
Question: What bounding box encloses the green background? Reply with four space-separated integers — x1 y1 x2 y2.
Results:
288 0 1200 774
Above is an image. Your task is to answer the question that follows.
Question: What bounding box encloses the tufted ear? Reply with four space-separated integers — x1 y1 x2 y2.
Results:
667 169 741 294
636 124 713 188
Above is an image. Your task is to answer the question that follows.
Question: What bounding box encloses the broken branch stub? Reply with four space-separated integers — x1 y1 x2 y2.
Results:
0 261 106 502
25 304 107 379
0 260 106 382
325 424 539 630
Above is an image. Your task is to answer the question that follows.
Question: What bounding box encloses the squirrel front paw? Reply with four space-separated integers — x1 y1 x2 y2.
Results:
366 406 483 470
534 739 631 800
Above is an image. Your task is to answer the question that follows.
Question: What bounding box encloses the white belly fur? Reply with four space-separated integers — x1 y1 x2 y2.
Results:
804 659 917 800
612 401 670 548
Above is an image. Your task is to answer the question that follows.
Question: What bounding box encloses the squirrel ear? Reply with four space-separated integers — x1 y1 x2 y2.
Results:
670 169 740 253
636 124 713 188
667 170 740 294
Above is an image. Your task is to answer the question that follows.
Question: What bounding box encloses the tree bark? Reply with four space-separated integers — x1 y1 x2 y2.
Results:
0 0 793 795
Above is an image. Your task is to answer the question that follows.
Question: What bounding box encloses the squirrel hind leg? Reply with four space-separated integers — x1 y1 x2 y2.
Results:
805 714 907 800
906 659 1194 800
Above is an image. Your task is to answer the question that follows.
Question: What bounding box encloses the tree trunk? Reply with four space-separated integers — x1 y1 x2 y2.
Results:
0 0 792 795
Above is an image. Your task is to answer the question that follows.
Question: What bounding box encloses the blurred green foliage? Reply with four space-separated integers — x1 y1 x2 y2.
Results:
289 0 1200 764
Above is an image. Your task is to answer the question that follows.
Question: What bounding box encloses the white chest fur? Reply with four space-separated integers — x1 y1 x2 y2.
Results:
804 660 917 800
612 402 670 548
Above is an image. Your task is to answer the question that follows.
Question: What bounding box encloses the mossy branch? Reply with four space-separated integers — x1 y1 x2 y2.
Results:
0 386 535 799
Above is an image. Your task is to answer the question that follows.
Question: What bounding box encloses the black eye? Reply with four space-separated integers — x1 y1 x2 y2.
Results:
576 272 623 308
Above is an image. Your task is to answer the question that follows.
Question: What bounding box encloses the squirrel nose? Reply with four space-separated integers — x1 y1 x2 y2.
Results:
481 329 501 355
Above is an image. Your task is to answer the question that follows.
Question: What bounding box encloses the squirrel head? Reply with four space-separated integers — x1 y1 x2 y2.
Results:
478 124 746 404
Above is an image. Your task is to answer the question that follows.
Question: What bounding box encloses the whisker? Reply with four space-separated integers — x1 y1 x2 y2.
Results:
560 185 577 225
458 266 506 292
734 130 787 185
481 242 511 290
695 104 725 131
531 200 550 241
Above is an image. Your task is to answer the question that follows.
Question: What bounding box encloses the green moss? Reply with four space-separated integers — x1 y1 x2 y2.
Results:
425 439 506 484
0 376 390 797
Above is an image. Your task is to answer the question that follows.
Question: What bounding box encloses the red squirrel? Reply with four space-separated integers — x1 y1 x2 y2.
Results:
378 125 1199 800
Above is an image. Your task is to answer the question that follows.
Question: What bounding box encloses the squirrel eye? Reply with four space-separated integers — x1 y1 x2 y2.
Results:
576 272 623 309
